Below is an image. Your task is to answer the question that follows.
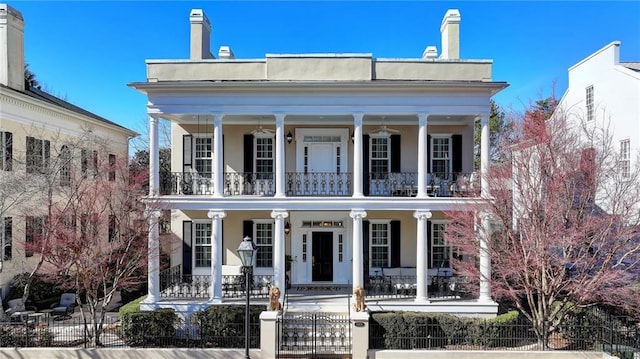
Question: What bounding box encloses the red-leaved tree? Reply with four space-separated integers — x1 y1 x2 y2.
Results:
445 104 640 349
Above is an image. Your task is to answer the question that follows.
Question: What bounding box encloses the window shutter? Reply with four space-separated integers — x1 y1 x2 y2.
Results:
390 135 401 173
183 135 193 173
452 134 462 176
244 134 254 174
182 221 193 276
427 220 432 268
363 135 370 195
362 220 370 282
4 132 12 171
44 140 50 170
26 136 34 173
390 220 401 267
243 220 253 239
427 134 431 173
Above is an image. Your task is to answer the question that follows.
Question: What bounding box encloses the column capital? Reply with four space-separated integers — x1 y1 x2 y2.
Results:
352 113 364 125
207 210 227 220
417 113 430 123
413 210 433 220
270 210 289 220
349 210 367 220
213 113 224 124
275 113 286 123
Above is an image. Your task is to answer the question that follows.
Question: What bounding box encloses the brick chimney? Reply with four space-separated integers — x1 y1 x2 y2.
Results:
440 9 460 60
0 3 25 90
190 9 213 59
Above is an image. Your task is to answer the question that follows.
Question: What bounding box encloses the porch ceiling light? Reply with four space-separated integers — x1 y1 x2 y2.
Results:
284 221 291 235
286 131 293 144
237 236 257 268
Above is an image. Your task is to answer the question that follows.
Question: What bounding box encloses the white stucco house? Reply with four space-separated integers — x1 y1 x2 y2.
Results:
556 41 640 217
0 3 137 297
130 8 507 316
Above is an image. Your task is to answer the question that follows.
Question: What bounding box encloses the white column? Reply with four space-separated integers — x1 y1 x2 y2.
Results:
213 114 224 197
480 115 490 198
352 113 364 197
208 210 226 302
350 209 367 293
275 114 286 197
144 209 161 304
414 210 432 302
271 210 289 295
479 211 492 302
417 114 429 198
149 116 159 196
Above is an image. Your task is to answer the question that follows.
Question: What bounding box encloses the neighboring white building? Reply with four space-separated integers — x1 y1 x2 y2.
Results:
556 41 640 216
0 4 137 296
130 8 507 316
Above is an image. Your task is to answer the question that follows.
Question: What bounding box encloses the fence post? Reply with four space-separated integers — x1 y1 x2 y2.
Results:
260 310 279 359
351 311 369 359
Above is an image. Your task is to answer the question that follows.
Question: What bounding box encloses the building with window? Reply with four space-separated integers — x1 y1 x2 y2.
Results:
131 8 507 316
556 41 640 205
0 4 136 296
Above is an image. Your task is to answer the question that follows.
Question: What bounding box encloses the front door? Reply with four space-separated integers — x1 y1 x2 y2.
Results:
309 143 335 172
312 232 333 281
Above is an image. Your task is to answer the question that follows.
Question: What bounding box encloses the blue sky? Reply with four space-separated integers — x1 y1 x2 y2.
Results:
11 1 640 136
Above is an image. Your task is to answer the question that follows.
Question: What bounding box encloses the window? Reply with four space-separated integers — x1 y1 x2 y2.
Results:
620 139 631 179
80 213 98 240
370 222 390 268
108 154 116 181
81 149 98 177
370 137 389 174
255 136 274 180
431 137 451 175
108 215 117 242
586 85 594 122
431 222 451 268
25 216 44 258
194 137 212 174
0 131 12 171
60 146 71 186
194 222 212 267
3 217 11 261
26 136 50 174
255 222 273 268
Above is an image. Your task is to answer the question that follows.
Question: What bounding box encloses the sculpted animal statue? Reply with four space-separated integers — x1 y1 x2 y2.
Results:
268 286 283 312
353 285 367 312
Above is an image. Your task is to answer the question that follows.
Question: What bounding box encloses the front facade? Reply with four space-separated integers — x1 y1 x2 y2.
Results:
0 4 137 296
132 8 507 315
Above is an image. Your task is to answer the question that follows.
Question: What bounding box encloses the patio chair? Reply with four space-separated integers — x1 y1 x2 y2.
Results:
51 293 76 319
5 298 25 318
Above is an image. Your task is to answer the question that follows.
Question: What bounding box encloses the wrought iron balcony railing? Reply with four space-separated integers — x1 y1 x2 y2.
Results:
286 172 352 196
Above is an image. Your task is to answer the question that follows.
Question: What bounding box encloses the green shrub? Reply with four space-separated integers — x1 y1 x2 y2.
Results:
118 295 146 321
194 305 263 348
121 306 178 347
0 325 53 347
402 312 447 349
369 312 407 349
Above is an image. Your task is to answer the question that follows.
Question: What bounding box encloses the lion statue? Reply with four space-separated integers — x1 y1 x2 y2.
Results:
268 286 283 312
353 285 367 312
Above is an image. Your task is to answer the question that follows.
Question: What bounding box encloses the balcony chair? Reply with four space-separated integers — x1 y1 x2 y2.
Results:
51 293 76 319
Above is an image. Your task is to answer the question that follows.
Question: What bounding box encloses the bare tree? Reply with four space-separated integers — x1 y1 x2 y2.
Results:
445 103 640 349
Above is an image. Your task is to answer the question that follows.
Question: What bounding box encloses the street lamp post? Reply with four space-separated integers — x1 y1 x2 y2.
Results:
237 236 257 359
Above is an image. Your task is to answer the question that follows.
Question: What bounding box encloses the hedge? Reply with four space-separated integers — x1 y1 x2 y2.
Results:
193 304 263 348
119 297 178 347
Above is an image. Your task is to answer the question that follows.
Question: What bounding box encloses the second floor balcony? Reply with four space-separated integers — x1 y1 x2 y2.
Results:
160 171 478 198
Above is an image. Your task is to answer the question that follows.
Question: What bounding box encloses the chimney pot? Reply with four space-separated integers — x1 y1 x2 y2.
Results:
218 46 235 59
422 46 438 59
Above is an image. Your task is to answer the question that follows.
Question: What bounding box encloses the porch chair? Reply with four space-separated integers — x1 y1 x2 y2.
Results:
51 293 76 319
4 298 26 318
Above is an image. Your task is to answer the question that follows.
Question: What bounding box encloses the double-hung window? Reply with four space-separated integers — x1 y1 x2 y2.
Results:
431 137 451 175
370 136 390 176
586 85 594 122
60 145 72 186
2 217 11 261
25 216 44 258
255 136 274 180
194 137 213 175
194 222 212 267
620 139 631 179
26 136 50 174
0 131 12 171
108 154 117 181
431 222 451 268
255 221 273 268
81 149 99 178
370 221 390 268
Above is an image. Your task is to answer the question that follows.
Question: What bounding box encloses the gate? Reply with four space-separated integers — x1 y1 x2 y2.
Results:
277 312 352 359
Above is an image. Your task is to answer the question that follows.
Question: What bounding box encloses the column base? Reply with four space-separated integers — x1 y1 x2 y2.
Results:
207 297 223 304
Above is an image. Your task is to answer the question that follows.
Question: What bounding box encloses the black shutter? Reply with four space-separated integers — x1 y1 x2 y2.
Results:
362 220 370 284
43 140 50 171
427 220 432 268
427 134 431 173
4 132 12 171
452 134 462 178
244 134 254 174
183 135 193 173
390 135 401 173
182 221 193 276
363 135 370 195
243 220 253 239
26 136 34 173
390 220 401 267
